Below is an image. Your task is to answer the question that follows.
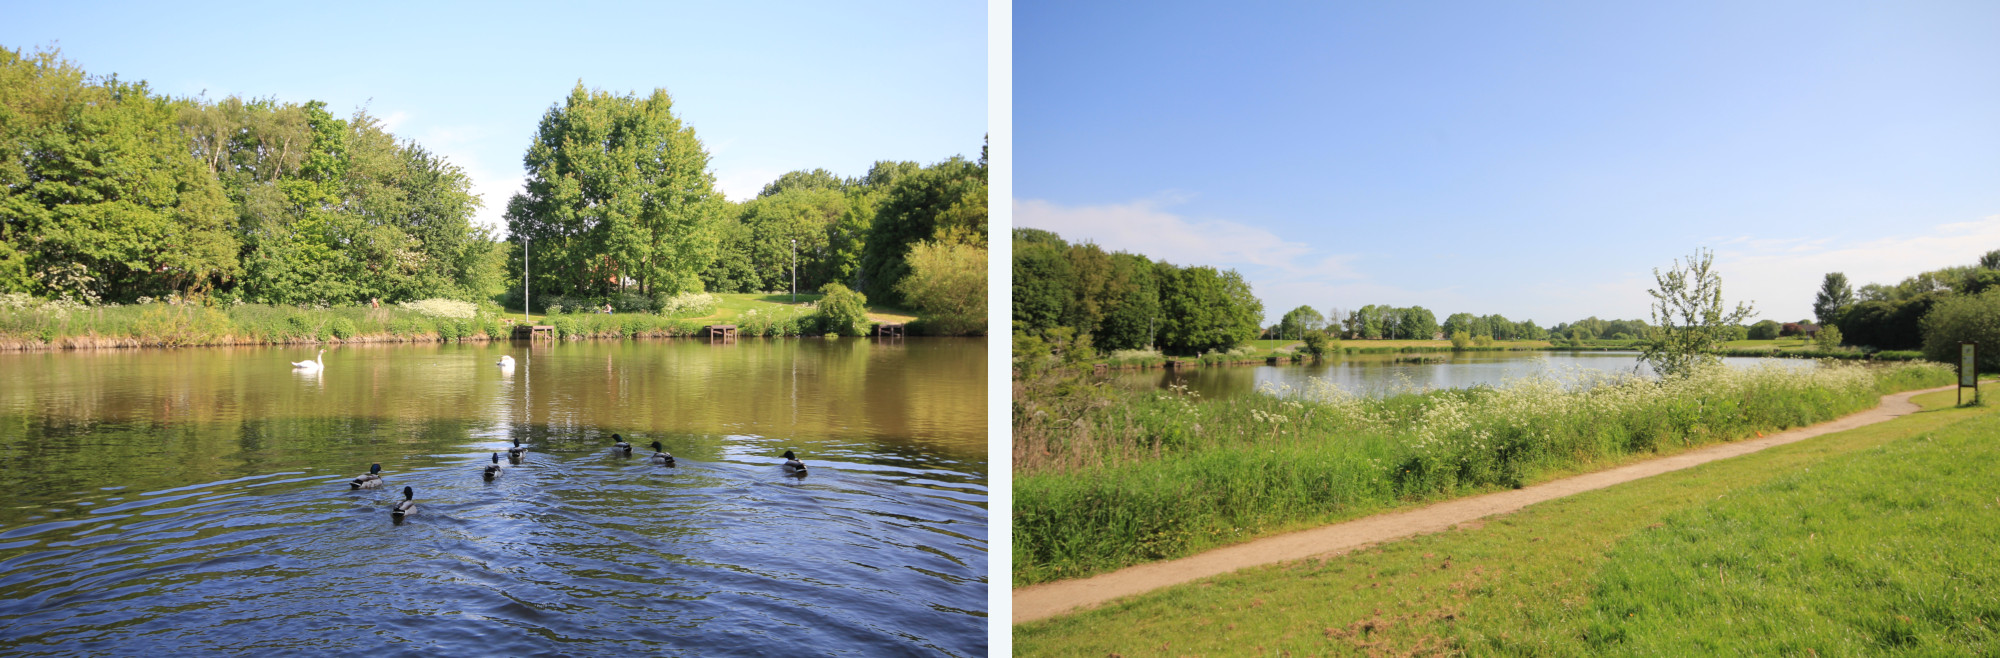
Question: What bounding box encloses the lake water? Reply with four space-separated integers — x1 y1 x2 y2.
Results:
1112 350 1812 399
0 338 987 656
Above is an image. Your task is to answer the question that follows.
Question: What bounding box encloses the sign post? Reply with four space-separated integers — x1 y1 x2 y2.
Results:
1960 342 1978 406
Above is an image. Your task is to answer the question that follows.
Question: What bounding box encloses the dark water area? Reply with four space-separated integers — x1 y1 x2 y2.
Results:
0 338 987 656
1114 350 1812 400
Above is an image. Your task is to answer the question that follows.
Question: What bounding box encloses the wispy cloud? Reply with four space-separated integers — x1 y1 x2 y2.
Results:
1014 197 1360 280
1716 214 2000 322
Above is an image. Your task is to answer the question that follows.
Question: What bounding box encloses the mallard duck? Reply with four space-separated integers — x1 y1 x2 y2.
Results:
649 441 675 466
782 450 807 475
292 349 325 370
496 355 515 368
611 433 632 454
483 453 501 480
508 438 528 461
350 463 383 489
392 486 416 518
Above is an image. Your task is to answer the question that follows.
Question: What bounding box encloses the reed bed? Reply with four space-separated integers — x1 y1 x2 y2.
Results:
1012 360 1953 584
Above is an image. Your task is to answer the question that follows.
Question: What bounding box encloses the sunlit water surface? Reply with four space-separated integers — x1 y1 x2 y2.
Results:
0 338 986 656
1112 350 1814 399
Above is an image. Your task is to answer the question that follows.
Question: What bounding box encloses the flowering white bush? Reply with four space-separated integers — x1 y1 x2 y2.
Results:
656 292 718 317
396 298 478 319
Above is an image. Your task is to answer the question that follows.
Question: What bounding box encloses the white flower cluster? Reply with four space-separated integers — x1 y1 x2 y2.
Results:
396 298 478 319
657 292 718 317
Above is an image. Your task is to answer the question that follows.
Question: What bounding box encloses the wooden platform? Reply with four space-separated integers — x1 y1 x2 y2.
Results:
704 324 737 340
875 323 905 338
512 324 555 341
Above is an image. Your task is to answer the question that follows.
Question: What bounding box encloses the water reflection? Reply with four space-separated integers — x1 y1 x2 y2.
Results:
0 338 986 656
1115 350 1815 399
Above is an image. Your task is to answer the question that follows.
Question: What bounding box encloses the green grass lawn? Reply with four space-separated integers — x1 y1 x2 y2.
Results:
503 292 918 326
1016 384 2000 656
1722 338 1818 351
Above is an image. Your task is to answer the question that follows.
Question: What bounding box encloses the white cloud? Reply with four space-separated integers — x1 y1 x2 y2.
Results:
714 166 781 202
377 110 410 133
1717 214 2000 322
1014 197 1360 280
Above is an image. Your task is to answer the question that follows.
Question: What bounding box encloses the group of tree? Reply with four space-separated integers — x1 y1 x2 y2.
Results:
1 47 987 334
1802 248 2000 368
1012 229 1262 355
0 46 503 305
504 82 986 332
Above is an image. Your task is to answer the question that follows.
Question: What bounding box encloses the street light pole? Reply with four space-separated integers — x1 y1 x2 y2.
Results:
522 234 529 325
791 238 797 303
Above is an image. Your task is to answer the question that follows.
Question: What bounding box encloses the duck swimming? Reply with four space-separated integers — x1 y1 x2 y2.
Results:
350 463 383 489
508 438 528 461
611 433 632 454
782 450 808 475
483 453 501 480
649 441 675 467
391 486 416 519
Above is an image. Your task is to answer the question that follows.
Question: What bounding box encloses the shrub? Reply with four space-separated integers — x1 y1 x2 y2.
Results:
813 283 870 336
610 292 652 314
1450 330 1472 350
894 240 987 335
1920 289 2000 371
1814 324 1843 351
329 317 357 339
1748 320 1782 340
1301 330 1332 358
397 298 478 319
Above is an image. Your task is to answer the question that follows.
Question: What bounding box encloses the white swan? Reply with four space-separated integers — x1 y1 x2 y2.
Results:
292 349 325 370
496 355 515 368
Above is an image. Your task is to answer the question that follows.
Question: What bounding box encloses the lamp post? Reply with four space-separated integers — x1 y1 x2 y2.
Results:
790 238 797 303
522 234 529 325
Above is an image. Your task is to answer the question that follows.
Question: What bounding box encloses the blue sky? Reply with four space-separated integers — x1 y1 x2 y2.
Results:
1015 2 2000 327
2 1 986 232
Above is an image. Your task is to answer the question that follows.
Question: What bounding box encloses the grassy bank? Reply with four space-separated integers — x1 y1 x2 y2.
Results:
0 293 925 350
1015 386 1998 655
1012 361 1954 585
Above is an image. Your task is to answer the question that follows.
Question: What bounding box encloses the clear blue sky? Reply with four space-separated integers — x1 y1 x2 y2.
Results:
2 1 986 232
1015 2 2000 327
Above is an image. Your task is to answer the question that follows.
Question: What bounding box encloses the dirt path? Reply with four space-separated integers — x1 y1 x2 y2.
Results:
1012 385 1950 624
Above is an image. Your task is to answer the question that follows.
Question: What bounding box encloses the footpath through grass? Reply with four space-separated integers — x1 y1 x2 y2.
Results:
1015 386 2000 655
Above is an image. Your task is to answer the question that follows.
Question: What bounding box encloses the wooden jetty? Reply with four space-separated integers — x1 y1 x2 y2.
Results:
705 324 737 340
875 323 905 338
512 324 555 341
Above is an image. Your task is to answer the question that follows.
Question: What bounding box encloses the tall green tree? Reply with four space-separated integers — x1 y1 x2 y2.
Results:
1276 305 1325 341
1094 252 1160 351
0 47 240 300
506 83 723 299
1813 272 1854 327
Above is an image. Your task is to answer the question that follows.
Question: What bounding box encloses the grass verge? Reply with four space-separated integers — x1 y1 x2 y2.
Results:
1012 362 1954 585
1015 387 1999 655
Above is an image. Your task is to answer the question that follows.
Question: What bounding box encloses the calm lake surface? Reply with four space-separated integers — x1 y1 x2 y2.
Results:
0 338 986 656
1114 350 1812 400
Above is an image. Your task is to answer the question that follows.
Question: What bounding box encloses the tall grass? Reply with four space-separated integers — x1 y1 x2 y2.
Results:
1012 361 1953 584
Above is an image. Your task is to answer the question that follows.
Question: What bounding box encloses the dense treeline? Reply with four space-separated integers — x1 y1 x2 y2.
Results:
1807 249 2000 368
2 47 987 335
503 82 987 331
1012 229 1261 355
0 46 502 305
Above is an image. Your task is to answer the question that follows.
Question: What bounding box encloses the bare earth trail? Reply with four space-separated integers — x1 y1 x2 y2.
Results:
1013 385 1952 624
